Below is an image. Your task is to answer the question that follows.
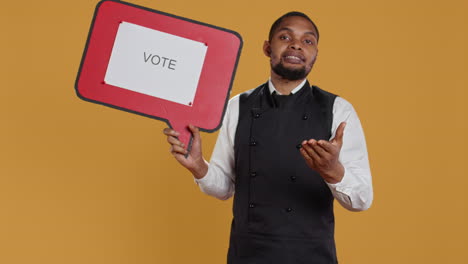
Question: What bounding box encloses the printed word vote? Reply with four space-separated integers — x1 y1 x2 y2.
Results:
143 52 177 70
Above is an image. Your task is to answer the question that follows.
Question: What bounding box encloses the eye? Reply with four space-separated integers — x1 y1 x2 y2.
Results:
304 39 315 45
279 35 290 41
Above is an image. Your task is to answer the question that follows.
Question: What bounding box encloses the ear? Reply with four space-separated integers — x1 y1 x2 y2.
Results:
263 40 271 57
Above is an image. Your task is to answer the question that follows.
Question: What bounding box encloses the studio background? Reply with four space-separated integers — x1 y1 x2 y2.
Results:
1 0 467 263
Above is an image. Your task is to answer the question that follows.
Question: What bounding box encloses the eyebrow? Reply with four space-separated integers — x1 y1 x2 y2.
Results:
277 27 318 38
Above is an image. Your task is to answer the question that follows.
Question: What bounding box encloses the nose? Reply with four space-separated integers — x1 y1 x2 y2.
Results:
288 40 302 50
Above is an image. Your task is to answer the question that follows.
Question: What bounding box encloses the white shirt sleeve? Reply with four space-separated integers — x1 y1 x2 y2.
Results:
193 95 240 200
326 97 374 211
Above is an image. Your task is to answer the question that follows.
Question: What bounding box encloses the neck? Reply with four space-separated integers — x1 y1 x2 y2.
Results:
270 72 306 95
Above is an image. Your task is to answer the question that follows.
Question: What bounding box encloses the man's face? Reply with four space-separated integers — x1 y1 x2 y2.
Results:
264 16 319 81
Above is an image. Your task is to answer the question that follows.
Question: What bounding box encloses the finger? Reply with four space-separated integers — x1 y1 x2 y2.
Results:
299 147 315 167
308 140 330 159
302 140 321 162
173 152 189 164
167 135 184 148
171 144 188 155
317 140 334 153
332 122 346 146
163 128 180 137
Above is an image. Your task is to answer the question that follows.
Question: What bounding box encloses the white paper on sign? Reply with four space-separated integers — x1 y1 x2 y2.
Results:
104 22 208 106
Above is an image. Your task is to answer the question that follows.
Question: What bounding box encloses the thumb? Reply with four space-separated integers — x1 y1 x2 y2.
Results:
188 125 202 150
332 122 346 146
188 125 200 140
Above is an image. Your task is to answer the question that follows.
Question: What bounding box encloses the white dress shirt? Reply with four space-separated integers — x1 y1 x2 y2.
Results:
195 79 373 212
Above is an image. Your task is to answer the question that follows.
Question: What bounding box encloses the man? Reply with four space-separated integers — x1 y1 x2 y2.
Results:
163 11 373 264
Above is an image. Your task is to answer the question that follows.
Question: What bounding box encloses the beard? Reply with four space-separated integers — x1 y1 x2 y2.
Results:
271 57 316 81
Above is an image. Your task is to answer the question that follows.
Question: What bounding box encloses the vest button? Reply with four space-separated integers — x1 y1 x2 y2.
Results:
254 113 261 118
250 172 257 177
286 207 293 212
290 176 297 182
249 203 255 208
302 115 308 120
250 141 257 146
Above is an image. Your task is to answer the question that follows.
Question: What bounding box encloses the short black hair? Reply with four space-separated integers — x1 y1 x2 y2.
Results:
268 11 319 42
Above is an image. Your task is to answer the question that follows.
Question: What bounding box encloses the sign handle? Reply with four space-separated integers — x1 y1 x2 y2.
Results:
169 121 194 157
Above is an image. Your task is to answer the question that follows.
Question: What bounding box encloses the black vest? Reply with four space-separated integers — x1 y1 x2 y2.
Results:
227 81 338 264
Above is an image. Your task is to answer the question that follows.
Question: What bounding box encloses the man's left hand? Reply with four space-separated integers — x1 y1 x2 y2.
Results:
299 122 346 184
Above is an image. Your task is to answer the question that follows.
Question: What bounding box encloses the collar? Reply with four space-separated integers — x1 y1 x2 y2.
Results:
268 78 308 95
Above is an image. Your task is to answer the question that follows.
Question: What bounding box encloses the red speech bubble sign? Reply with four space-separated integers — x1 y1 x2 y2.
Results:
75 0 242 151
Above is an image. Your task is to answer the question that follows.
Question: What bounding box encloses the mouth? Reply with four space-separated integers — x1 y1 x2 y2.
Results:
282 53 305 64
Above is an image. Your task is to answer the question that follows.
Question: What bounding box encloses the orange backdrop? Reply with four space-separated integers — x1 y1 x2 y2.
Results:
1 0 467 263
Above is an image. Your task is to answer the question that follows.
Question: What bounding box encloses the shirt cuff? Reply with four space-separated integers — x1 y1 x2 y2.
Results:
193 169 211 185
326 167 353 196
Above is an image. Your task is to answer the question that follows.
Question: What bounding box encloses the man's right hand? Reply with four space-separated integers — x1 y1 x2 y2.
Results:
163 125 208 179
